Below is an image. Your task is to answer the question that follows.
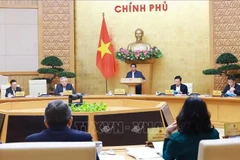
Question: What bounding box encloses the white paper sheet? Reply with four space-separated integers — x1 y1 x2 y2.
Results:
99 155 125 160
152 141 164 156
126 147 163 160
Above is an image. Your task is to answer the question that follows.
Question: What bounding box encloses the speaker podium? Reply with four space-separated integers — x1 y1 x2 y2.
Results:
120 78 143 94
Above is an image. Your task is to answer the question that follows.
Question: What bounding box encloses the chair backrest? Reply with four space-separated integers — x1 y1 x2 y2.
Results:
29 80 47 97
197 139 240 160
182 83 193 94
0 85 9 98
0 142 96 160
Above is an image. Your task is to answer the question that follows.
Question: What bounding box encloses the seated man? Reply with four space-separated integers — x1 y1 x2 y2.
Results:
5 79 21 97
25 100 99 160
126 63 146 94
170 76 188 94
54 77 76 95
222 76 240 96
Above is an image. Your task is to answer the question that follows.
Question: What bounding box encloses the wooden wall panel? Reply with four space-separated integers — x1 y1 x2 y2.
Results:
38 0 75 85
212 0 240 90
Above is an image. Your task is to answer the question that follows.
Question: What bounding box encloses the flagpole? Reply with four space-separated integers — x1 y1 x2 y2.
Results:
103 12 107 94
106 79 108 94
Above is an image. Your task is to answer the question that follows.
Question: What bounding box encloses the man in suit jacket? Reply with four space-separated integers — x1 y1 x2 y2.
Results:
5 79 22 97
126 63 146 94
25 100 99 160
170 76 188 94
222 76 240 96
54 77 76 95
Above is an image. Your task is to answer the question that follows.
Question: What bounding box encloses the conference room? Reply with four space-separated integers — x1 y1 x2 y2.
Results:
0 0 240 160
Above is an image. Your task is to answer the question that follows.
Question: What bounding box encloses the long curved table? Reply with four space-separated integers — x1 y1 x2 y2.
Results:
0 95 238 144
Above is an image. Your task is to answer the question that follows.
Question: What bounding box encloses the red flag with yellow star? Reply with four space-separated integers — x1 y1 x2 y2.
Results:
96 15 116 79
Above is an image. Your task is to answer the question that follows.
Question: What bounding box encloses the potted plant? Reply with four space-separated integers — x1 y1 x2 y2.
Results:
203 53 240 78
70 102 107 112
115 46 163 64
35 56 76 91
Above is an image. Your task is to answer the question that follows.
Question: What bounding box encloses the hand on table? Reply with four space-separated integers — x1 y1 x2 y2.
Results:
230 87 235 92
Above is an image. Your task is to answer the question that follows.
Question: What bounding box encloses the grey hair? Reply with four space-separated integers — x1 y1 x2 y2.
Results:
45 100 72 126
60 77 68 81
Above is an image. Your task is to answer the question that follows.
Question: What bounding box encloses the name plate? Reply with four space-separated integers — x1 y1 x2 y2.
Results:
63 90 72 96
224 122 240 137
213 90 222 97
15 91 25 97
114 88 125 95
147 127 165 142
165 90 174 95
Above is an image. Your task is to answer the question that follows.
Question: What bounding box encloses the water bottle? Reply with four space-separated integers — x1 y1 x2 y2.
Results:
174 90 178 95
108 90 113 96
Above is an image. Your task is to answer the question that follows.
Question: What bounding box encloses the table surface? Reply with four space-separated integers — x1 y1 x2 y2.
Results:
102 145 144 160
0 94 240 102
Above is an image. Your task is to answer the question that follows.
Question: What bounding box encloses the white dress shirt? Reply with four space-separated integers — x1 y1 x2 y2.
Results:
176 86 181 92
12 89 16 96
132 72 135 78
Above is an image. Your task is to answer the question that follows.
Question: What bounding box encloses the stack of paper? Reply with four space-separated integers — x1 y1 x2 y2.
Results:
99 155 125 160
126 147 163 160
152 141 164 156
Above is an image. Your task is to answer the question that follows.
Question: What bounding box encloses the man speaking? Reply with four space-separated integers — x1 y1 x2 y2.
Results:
126 63 146 94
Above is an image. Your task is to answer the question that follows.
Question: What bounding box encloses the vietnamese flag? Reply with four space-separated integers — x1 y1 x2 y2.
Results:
96 14 116 79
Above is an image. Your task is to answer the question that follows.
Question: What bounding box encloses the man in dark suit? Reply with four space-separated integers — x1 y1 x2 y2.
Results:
5 79 22 97
126 63 146 94
25 100 99 160
170 76 188 94
222 76 240 96
54 77 76 95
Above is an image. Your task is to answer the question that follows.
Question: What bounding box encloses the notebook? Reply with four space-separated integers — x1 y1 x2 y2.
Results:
126 147 164 160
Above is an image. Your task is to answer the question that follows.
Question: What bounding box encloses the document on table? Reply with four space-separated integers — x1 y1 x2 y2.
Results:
99 155 125 160
126 147 164 160
152 141 164 156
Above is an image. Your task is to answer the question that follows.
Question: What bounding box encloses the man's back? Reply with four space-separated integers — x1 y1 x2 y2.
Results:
25 126 92 142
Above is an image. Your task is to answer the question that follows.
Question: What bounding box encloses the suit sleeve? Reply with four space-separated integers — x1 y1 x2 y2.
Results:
126 72 130 78
140 72 146 80
54 85 60 95
170 85 174 90
5 88 9 97
234 85 240 95
163 138 177 160
222 85 229 94
25 136 31 142
71 84 76 94
185 85 188 94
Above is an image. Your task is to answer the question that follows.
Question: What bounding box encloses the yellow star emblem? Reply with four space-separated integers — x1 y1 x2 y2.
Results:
98 39 112 58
